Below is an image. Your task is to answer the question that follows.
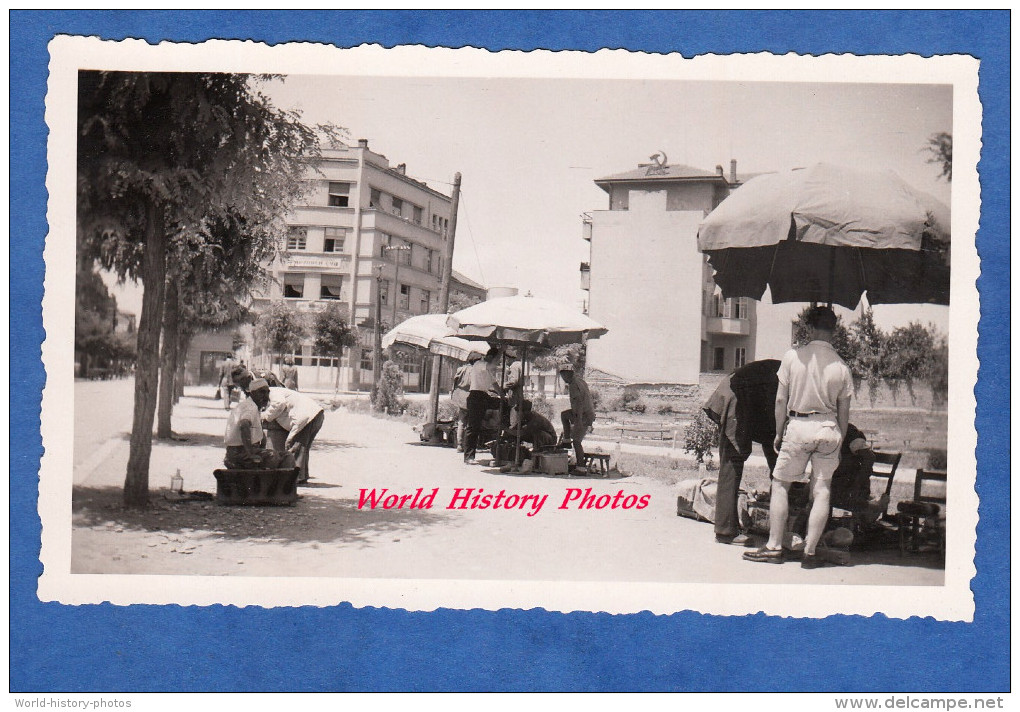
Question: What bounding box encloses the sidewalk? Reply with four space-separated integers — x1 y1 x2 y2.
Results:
70 384 945 586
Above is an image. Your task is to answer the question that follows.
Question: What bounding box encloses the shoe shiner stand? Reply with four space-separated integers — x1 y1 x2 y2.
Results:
446 294 609 475
213 468 300 506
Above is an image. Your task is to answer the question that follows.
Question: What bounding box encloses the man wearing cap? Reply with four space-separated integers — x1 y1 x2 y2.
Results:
462 347 501 465
223 378 294 470
744 306 853 569
559 367 596 474
249 381 325 484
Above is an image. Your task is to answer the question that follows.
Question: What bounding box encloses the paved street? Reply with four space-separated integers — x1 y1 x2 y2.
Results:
69 379 946 588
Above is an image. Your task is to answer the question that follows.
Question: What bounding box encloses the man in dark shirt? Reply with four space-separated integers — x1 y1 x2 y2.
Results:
703 359 781 546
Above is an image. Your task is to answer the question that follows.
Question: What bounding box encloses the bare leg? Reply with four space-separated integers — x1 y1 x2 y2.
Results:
805 477 832 556
767 479 791 550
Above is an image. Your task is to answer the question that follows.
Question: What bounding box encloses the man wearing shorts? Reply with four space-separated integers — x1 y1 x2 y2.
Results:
744 306 853 569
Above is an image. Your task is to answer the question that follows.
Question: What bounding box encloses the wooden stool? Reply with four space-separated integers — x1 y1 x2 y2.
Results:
582 453 612 477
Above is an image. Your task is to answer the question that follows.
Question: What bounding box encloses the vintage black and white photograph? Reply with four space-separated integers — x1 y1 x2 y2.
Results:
40 40 980 618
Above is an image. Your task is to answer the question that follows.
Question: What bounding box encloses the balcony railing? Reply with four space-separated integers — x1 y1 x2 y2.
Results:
705 316 750 336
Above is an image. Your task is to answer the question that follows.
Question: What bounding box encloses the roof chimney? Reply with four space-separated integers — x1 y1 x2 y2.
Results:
357 138 369 149
730 159 737 183
716 164 724 177
397 163 406 175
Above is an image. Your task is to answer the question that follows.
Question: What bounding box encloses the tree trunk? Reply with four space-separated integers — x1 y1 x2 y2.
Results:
335 349 341 392
174 332 190 404
156 279 179 439
124 205 167 508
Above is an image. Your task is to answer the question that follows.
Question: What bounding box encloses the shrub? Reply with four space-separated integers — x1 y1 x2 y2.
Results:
373 360 407 415
683 411 719 465
621 388 641 409
655 399 675 416
629 398 647 414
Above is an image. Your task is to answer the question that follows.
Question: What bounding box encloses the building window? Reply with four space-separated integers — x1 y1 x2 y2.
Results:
370 188 382 208
320 273 343 300
736 297 748 319
399 284 410 310
391 197 403 217
283 273 305 299
443 218 449 235
327 182 351 207
378 280 389 305
286 226 307 251
735 347 747 369
323 227 346 253
360 352 373 371
412 205 423 225
424 249 433 274
432 214 438 230
420 289 430 313
713 347 725 371
712 293 722 318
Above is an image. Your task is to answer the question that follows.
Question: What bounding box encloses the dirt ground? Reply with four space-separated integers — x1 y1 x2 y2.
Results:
70 383 945 586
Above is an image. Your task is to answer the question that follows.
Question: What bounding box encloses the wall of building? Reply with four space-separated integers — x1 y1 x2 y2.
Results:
585 202 706 385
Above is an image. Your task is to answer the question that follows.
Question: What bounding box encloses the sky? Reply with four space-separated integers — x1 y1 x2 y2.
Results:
106 74 953 334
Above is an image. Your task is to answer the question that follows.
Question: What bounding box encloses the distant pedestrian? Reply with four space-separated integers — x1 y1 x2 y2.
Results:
743 306 853 569
218 356 236 410
250 383 325 485
281 355 299 391
558 367 596 474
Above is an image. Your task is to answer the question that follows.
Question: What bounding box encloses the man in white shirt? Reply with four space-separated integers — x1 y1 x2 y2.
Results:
223 378 294 470
744 306 853 569
462 347 501 464
250 383 325 484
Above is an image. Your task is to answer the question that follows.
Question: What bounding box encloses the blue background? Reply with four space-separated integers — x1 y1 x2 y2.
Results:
10 11 1009 692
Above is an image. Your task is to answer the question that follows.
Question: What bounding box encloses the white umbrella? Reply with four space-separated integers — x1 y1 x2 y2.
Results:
445 295 608 347
382 313 487 361
447 295 608 466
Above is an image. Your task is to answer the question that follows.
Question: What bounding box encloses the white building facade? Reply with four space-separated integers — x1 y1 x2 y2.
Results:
582 159 767 386
251 140 483 391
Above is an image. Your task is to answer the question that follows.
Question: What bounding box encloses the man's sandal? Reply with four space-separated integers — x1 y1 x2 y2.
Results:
742 547 786 564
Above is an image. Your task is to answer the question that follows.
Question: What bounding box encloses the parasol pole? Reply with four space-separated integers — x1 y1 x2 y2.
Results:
827 245 836 308
514 345 527 467
498 351 507 465
427 172 462 425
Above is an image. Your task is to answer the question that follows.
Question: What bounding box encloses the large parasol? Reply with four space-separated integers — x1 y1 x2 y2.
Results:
447 295 608 467
382 313 488 362
697 163 951 309
446 294 608 347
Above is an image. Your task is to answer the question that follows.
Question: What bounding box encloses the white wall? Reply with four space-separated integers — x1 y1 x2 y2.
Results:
585 204 705 384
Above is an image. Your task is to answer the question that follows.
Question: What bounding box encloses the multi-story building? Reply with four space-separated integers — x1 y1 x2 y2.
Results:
581 158 767 385
244 139 482 391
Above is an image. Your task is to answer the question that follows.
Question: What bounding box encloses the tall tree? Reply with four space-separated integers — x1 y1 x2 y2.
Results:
77 71 327 506
924 131 952 182
312 302 357 391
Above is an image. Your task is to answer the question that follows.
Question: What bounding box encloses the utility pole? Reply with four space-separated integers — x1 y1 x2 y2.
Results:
372 264 383 398
427 172 462 423
373 243 412 398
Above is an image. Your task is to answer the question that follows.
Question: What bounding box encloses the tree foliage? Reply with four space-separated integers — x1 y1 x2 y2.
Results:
313 303 358 390
924 131 952 183
789 308 947 407
373 360 406 414
77 70 334 506
257 301 307 365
